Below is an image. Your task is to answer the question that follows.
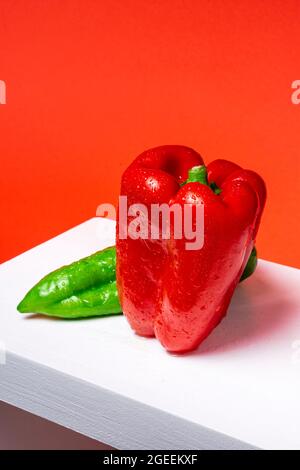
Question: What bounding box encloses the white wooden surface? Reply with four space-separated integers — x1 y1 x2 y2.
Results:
0 217 300 450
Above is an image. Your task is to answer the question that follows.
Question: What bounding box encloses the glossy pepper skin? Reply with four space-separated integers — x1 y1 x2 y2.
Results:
17 244 257 318
116 145 266 353
17 247 122 318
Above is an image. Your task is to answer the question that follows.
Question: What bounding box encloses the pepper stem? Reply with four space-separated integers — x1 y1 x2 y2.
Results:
186 165 209 186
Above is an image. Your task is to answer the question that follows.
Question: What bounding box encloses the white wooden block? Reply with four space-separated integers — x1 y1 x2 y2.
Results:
0 218 299 449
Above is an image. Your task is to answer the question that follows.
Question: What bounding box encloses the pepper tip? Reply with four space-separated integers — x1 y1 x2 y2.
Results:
17 299 30 313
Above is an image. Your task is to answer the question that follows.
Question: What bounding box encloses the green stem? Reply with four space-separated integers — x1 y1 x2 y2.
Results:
186 165 209 185
183 165 222 194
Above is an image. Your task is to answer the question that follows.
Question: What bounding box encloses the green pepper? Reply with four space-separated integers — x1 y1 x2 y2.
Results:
239 246 257 282
17 245 257 318
17 247 122 318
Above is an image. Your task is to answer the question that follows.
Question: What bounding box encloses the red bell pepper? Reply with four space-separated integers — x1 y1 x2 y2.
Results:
116 146 266 353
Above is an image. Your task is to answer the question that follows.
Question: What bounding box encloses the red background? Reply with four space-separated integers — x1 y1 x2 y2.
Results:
1 0 300 267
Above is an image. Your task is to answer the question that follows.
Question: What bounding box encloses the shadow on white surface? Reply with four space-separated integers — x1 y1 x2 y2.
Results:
196 268 295 355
